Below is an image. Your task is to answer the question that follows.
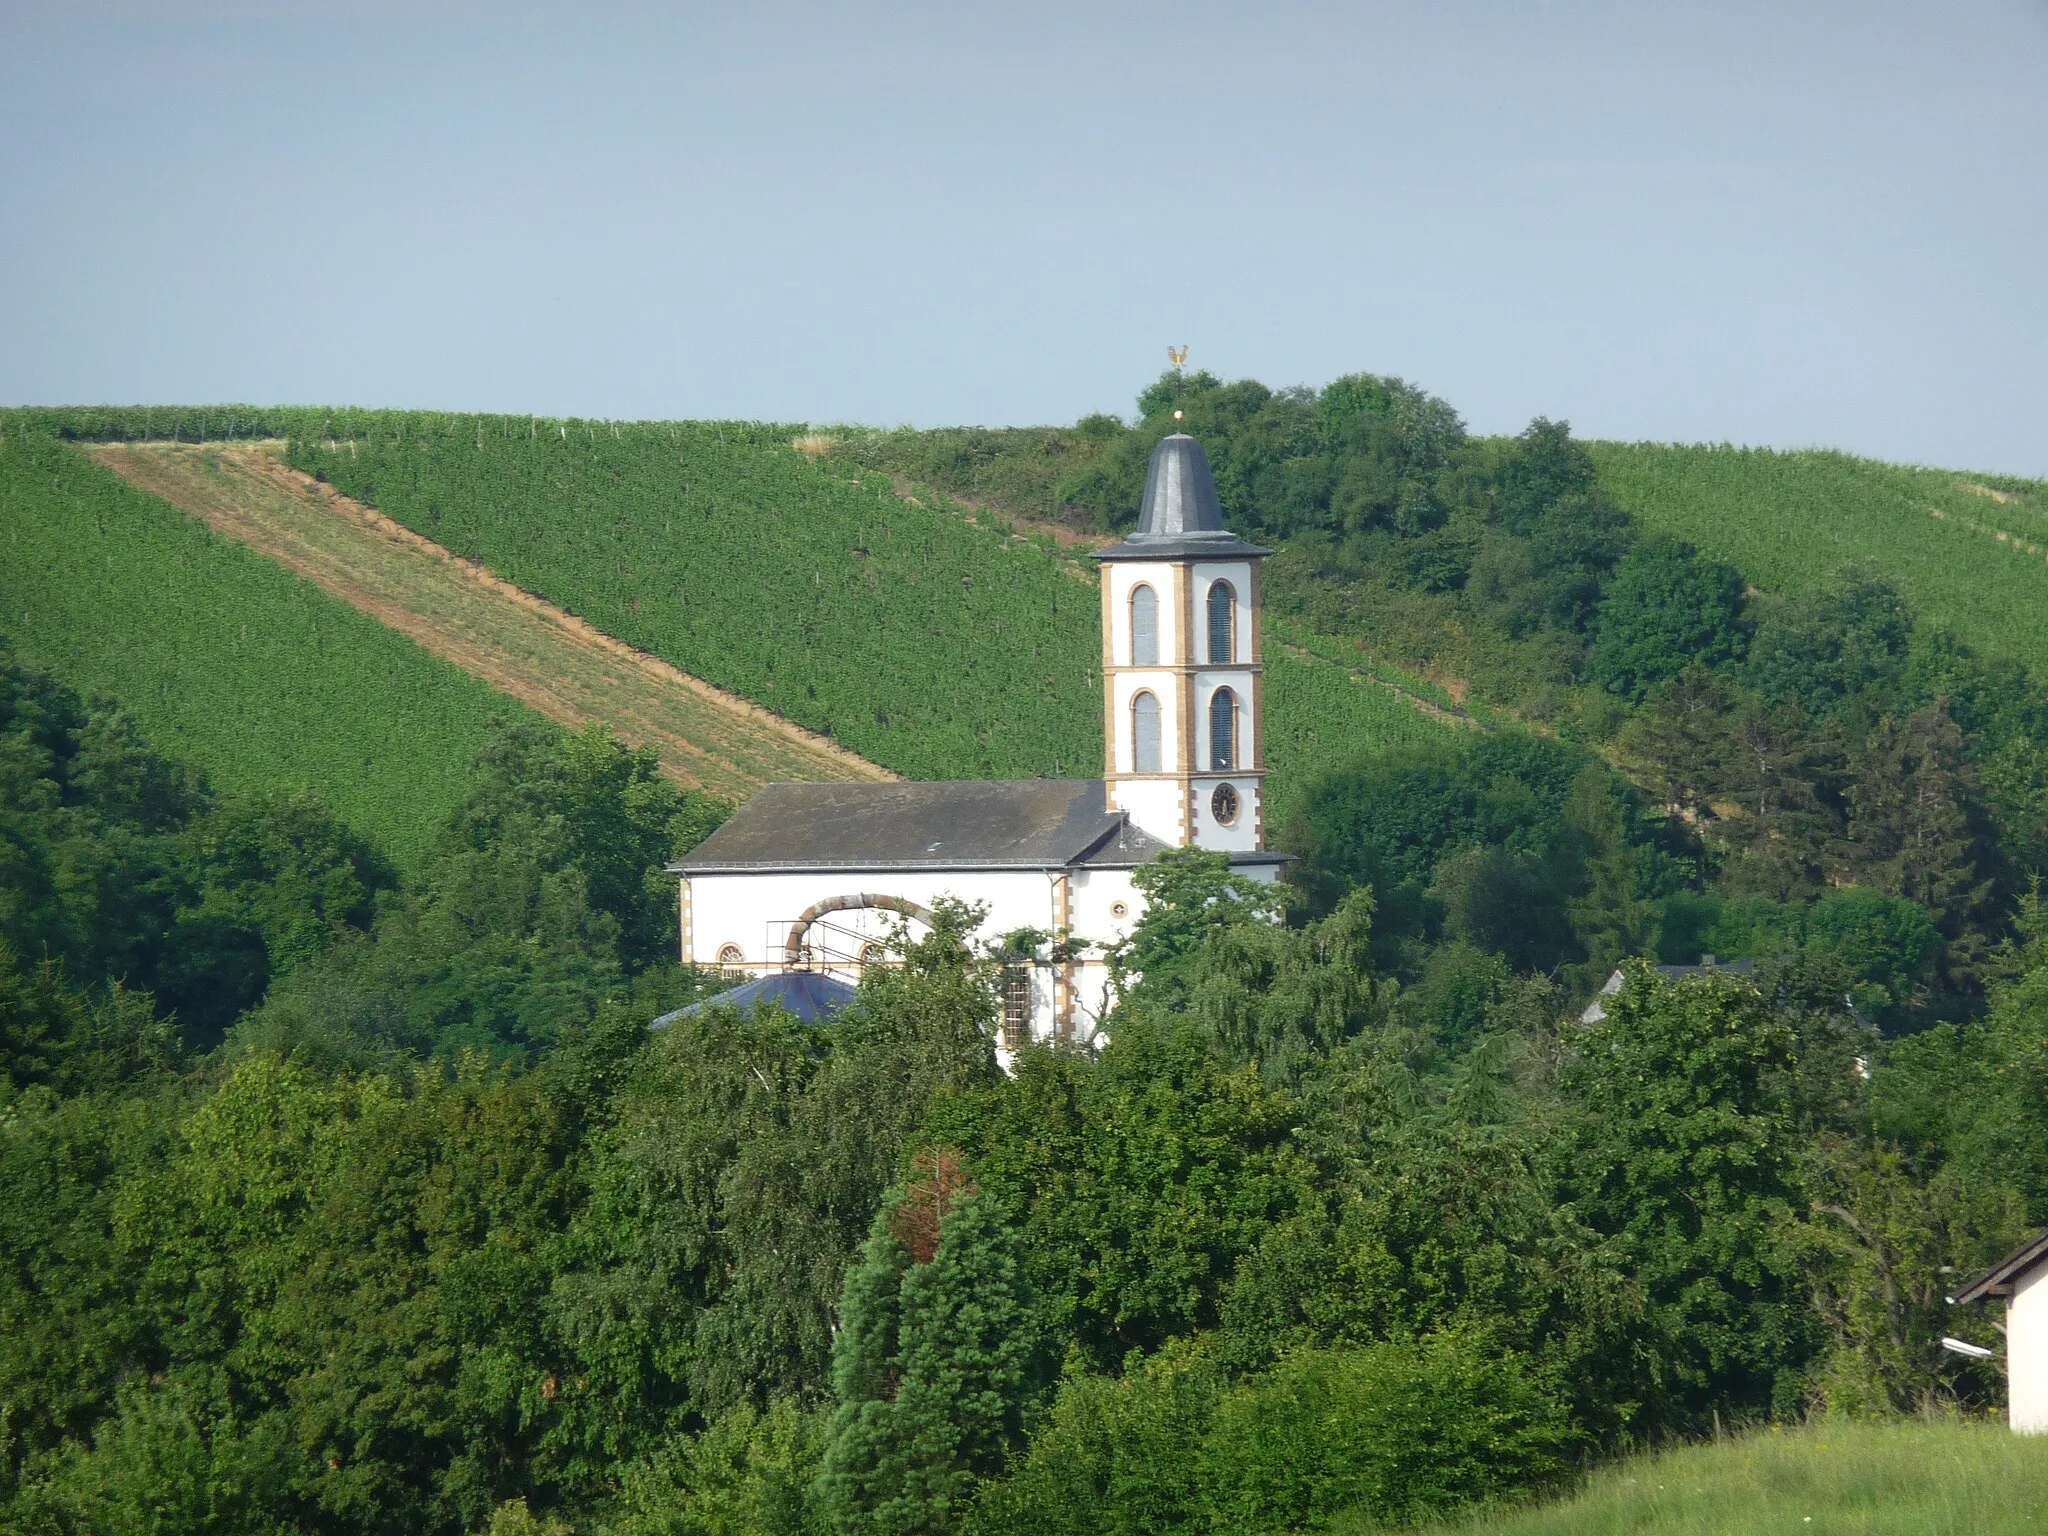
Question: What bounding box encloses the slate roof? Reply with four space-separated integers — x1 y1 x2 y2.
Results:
650 971 857 1029
1093 434 1272 563
1954 1228 2048 1303
672 779 1183 873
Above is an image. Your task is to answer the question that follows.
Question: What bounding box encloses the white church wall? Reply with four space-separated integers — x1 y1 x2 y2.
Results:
688 868 1073 971
1113 779 1186 848
685 866 1148 1048
1189 777 1263 851
1108 669 1184 774
1104 560 1184 665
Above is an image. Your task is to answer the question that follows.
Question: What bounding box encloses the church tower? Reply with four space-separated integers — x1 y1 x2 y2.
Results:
1094 433 1271 852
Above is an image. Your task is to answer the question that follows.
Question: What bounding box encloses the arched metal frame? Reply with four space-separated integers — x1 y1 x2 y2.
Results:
1132 690 1163 773
1209 687 1237 772
1206 580 1236 665
1130 583 1159 666
782 892 947 967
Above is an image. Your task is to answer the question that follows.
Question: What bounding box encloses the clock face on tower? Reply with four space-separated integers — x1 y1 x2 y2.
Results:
1210 782 1240 826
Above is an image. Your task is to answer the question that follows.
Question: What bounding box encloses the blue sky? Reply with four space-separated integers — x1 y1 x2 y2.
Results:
4 1 2044 473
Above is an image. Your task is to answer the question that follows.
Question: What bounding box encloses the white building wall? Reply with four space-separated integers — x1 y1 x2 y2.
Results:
1109 670 1185 775
1188 777 1263 850
683 864 1148 1045
2013 1263 2048 1433
1104 561 1185 665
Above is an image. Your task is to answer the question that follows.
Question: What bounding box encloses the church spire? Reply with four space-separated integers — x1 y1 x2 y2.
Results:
1094 432 1270 854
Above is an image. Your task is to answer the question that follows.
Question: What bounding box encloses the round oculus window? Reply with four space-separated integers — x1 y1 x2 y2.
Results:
1110 901 1130 920
1211 783 1241 826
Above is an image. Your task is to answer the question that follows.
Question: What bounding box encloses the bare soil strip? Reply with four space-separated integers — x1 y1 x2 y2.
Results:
89 442 894 797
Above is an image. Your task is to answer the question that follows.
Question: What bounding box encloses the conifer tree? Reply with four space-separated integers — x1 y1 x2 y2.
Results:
814 1151 1037 1536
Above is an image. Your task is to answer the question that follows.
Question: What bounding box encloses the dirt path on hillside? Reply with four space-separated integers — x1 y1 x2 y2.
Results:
89 442 894 797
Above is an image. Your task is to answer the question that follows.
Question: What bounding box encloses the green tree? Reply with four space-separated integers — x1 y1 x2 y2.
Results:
1592 535 1748 700
814 1154 1038 1536
1564 764 1661 986
1846 701 2003 987
1556 966 1818 1429
1111 848 1280 1009
1746 573 1911 716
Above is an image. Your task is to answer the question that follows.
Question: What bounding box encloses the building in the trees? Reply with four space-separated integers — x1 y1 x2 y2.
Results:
670 432 1285 1055
1955 1228 2048 1433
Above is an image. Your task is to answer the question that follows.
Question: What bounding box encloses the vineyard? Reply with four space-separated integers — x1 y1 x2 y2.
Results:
279 414 1452 812
1591 442 2048 668
87 440 887 799
0 430 543 867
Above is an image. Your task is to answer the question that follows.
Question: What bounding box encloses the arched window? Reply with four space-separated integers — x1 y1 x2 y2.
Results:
1210 687 1237 772
1130 583 1159 666
1132 691 1162 773
1207 580 1236 664
716 943 745 977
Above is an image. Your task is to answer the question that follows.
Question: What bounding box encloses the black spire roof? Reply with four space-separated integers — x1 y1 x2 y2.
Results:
1093 433 1270 563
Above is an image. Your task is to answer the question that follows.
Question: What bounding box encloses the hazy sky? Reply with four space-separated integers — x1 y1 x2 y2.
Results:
5 1 2044 473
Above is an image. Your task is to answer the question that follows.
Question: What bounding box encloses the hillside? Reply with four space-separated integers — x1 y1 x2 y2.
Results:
281 414 1454 825
1412 1420 2048 1536
87 441 888 798
1591 442 2048 669
0 430 546 867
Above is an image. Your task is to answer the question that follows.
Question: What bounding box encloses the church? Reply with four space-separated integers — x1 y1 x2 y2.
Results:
668 430 1286 1054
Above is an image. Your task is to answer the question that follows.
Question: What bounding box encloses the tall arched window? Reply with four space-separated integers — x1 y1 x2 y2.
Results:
1132 691 1162 773
1207 580 1236 664
1210 687 1237 772
1130 583 1159 666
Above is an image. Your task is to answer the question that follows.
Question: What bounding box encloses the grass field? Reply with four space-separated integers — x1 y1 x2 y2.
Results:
0 431 547 867
1592 443 2048 669
1404 1420 2048 1536
89 441 889 799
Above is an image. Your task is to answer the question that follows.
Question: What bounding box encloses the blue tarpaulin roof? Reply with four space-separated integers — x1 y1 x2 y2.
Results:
650 971 858 1030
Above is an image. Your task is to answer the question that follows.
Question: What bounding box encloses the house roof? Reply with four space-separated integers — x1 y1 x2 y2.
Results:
1954 1229 2048 1304
1578 958 1759 1023
1093 434 1271 563
668 778 1263 874
650 970 858 1029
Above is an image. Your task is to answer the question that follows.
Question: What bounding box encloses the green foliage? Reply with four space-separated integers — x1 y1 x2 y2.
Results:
606 1400 827 1536
1111 847 1282 1008
1285 732 1677 982
1592 536 1747 701
1746 574 1912 716
235 723 720 1061
0 646 393 1049
1184 890 1385 1087
0 431 541 868
814 1177 1038 1535
976 1335 1571 1536
548 912 998 1480
1557 967 1817 1428
1202 1338 1572 1533
929 1015 1314 1374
